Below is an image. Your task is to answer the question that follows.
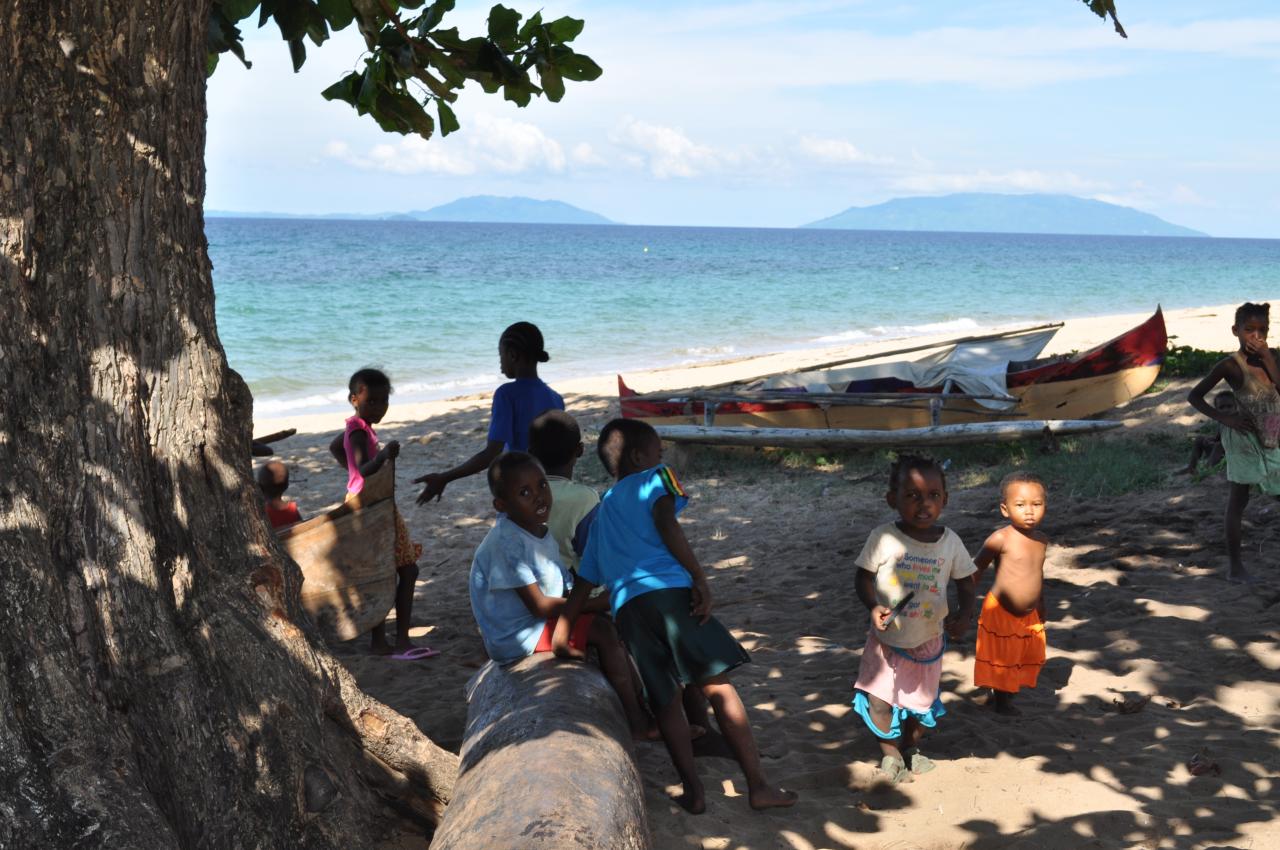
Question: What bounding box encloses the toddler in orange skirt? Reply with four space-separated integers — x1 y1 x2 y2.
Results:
973 471 1049 715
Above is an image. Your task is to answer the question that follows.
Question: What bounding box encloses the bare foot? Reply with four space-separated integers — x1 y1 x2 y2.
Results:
748 785 799 811
990 691 1021 716
689 723 707 741
634 723 663 743
370 638 395 656
673 788 706 814
1227 570 1257 585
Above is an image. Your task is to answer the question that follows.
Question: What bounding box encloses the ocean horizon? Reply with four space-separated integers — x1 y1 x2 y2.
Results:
208 219 1280 418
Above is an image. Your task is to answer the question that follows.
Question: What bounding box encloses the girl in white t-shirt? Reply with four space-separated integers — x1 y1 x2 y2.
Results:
852 455 977 784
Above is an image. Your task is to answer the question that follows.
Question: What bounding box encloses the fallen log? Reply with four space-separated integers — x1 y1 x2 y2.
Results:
431 654 651 850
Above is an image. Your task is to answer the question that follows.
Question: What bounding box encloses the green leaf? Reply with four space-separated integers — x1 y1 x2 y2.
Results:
373 89 435 137
207 6 252 71
536 60 564 102
216 0 261 23
554 51 601 82
437 99 460 135
288 37 307 71
487 4 520 42
517 11 543 41
206 52 220 77
321 71 362 105
420 0 456 32
545 15 584 43
316 0 355 30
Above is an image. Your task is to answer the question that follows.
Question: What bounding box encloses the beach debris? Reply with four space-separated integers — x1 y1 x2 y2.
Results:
409 430 444 445
1111 693 1152 714
1186 748 1221 777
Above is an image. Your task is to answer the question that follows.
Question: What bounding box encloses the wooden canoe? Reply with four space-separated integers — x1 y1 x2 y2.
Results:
276 461 397 642
655 419 1122 449
621 308 1167 430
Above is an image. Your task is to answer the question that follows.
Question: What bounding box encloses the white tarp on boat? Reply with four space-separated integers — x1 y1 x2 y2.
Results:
761 328 1060 410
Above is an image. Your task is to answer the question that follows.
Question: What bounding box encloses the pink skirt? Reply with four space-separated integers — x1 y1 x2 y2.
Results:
854 629 944 713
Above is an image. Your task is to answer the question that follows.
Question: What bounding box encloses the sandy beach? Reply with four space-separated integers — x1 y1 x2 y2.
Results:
257 300 1279 849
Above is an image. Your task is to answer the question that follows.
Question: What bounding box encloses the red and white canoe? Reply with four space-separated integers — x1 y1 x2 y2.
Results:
619 308 1167 435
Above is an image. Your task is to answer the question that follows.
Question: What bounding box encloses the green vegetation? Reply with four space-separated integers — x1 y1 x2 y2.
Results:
598 430 1184 501
1162 345 1229 378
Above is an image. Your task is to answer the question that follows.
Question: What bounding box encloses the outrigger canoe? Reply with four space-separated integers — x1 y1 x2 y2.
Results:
276 462 397 642
620 308 1166 440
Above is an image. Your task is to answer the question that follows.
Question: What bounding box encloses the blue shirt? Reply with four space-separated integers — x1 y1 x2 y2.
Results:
488 378 564 452
578 464 693 617
469 516 569 664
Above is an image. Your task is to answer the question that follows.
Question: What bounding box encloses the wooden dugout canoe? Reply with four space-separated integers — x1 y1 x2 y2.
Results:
620 308 1167 432
275 461 396 642
655 419 1122 449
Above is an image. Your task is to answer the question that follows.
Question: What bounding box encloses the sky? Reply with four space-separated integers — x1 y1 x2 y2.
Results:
205 1 1280 237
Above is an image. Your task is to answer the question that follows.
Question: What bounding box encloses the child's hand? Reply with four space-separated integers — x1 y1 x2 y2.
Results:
871 605 893 631
553 639 587 661
690 579 713 624
413 472 447 504
943 612 967 640
1218 413 1251 433
381 440 400 460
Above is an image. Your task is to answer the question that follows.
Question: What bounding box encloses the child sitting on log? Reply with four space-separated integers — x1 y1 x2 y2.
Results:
527 409 599 575
554 418 797 814
257 460 302 529
468 451 652 739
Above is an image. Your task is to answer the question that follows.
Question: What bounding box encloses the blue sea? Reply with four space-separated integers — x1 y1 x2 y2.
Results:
207 219 1280 416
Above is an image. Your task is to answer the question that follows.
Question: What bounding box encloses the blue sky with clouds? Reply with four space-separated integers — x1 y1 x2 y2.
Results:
206 1 1280 237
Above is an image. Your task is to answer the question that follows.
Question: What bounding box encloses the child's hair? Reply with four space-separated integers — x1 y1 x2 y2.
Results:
1234 302 1270 326
486 450 542 497
500 321 550 363
597 418 659 477
999 470 1045 500
888 453 947 492
348 367 392 396
1213 389 1237 409
528 409 581 469
256 460 289 499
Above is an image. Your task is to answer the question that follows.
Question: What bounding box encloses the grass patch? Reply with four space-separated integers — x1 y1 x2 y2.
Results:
1162 345 1229 378
627 433 1186 501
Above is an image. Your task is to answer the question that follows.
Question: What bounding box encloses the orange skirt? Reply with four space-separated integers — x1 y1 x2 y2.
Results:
974 593 1045 693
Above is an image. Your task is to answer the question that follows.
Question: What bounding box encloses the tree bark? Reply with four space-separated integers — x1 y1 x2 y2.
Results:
0 3 457 846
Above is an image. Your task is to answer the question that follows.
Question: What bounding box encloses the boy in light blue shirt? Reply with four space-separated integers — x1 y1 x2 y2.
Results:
467 451 651 738
553 419 797 815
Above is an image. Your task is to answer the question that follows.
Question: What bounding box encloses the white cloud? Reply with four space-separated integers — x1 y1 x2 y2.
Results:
892 169 1109 195
325 114 566 176
610 118 723 178
570 142 607 167
796 135 893 166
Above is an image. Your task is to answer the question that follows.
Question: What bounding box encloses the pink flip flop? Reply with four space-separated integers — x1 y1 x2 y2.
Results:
391 647 440 661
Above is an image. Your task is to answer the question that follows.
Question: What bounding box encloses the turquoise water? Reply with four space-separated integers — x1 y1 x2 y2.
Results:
207 219 1280 415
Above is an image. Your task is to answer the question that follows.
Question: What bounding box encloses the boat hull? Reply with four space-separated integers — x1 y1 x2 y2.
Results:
277 463 397 642
621 309 1166 430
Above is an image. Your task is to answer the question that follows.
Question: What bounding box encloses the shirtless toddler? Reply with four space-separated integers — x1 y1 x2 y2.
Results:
973 472 1048 715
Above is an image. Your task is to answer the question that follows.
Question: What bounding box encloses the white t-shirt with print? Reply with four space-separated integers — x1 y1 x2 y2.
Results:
855 522 977 649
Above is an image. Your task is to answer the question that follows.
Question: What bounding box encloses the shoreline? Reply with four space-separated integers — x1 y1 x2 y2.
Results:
253 299 1268 438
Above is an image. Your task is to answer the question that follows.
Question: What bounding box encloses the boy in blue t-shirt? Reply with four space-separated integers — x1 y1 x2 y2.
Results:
553 419 797 815
468 451 651 739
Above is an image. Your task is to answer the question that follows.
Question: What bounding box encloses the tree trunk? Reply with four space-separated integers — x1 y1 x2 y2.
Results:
0 3 457 846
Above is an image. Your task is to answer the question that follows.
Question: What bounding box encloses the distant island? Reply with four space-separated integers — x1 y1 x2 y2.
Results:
206 195 613 226
802 193 1207 237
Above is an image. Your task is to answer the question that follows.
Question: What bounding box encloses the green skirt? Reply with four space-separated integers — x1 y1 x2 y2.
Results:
615 588 750 712
1222 427 1280 495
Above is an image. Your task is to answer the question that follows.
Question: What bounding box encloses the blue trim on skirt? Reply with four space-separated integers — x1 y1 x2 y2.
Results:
852 691 946 740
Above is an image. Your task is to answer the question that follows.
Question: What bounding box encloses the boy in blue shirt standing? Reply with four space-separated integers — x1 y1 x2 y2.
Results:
553 419 797 814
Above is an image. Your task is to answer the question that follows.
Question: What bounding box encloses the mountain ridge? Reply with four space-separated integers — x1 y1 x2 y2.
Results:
802 193 1207 237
